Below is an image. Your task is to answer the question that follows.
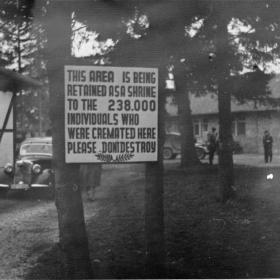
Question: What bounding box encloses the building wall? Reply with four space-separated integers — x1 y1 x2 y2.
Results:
242 113 258 153
166 110 280 154
233 111 280 154
257 111 280 154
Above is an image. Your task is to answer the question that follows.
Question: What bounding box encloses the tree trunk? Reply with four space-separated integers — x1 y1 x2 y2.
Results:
45 3 92 278
218 86 235 202
214 5 235 202
174 61 200 168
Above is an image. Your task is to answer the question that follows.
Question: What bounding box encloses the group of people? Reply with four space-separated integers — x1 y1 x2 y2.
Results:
76 128 275 199
206 127 274 164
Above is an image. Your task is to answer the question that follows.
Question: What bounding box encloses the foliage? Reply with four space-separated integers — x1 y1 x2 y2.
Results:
0 0 50 137
0 0 35 70
183 1 279 103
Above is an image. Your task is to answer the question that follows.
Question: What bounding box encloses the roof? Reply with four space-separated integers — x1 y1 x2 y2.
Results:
166 74 280 116
165 94 279 117
190 74 280 115
190 94 278 115
0 67 42 91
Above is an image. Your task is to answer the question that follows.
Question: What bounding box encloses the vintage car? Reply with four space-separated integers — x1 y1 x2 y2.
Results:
164 132 208 160
0 137 53 196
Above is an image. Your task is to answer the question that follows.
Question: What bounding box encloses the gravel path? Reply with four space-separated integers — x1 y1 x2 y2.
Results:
0 200 57 279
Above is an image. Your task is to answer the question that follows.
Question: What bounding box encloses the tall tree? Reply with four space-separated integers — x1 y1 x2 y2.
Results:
0 0 35 72
174 59 201 167
0 0 49 137
181 0 276 201
211 2 235 201
43 1 93 278
173 1 208 168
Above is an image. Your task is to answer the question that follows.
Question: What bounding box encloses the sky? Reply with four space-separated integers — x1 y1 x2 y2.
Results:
71 19 115 59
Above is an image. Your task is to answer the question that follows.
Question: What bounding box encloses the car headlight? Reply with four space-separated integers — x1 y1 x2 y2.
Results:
32 164 41 174
4 163 13 174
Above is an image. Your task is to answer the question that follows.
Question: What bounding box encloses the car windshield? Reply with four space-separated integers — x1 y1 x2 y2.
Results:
20 143 52 156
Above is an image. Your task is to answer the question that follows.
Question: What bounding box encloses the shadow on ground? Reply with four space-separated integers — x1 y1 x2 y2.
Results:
25 164 280 279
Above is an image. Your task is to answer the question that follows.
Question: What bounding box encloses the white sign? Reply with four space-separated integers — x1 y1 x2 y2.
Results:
65 65 158 163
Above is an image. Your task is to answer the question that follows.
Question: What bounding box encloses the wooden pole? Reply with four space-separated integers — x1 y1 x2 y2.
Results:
145 69 166 277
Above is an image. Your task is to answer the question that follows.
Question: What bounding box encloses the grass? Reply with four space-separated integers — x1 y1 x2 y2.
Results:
25 164 280 279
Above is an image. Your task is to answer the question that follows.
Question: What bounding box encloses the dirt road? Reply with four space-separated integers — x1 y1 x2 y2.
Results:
0 164 143 279
0 199 57 279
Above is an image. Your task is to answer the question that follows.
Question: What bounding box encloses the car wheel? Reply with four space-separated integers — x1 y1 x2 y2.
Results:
163 148 174 160
196 147 206 160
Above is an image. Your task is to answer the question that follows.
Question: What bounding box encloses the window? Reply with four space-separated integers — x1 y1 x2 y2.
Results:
194 121 200 136
202 119 208 132
232 116 246 136
193 119 208 137
237 120 246 135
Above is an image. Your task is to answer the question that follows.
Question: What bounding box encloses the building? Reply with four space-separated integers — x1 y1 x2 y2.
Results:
0 67 42 167
166 88 280 154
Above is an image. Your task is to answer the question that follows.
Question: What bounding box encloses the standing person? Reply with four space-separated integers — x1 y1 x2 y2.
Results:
263 130 273 163
207 127 218 165
80 164 102 200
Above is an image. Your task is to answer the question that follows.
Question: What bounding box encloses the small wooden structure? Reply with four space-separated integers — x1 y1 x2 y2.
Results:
0 67 42 168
